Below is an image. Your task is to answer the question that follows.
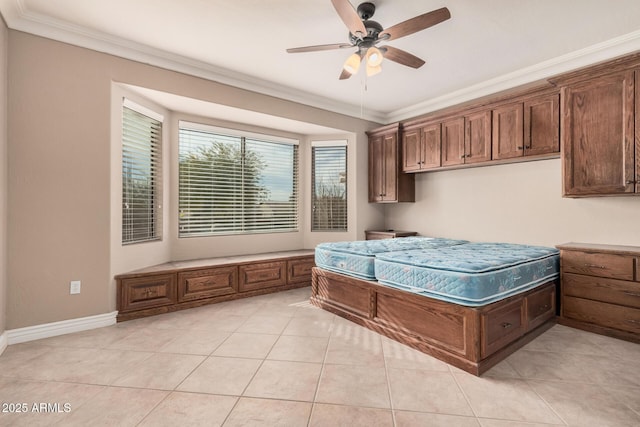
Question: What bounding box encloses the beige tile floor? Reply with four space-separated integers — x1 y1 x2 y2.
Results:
0 286 639 426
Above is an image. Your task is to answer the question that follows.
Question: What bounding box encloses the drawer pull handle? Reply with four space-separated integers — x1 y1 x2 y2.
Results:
627 319 640 325
623 291 640 298
501 322 512 329
585 264 606 269
538 304 550 313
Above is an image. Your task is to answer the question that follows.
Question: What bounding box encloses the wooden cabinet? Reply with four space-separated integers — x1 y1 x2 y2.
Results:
441 113 491 166
524 93 560 156
118 273 177 313
402 122 441 171
560 70 637 197
239 260 287 292
441 117 466 167
492 94 559 161
178 266 237 302
368 123 415 203
116 251 315 321
557 243 640 342
465 110 492 164
365 230 418 240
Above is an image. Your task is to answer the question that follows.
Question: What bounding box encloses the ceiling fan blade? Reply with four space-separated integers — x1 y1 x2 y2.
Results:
339 69 352 80
331 0 367 37
286 43 352 53
381 7 450 41
381 46 425 69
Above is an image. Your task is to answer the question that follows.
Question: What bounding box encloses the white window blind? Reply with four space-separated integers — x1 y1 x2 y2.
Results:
178 124 299 237
122 105 162 244
312 142 347 231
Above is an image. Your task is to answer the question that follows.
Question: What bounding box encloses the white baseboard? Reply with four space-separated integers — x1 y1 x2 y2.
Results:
6 311 118 345
0 331 7 356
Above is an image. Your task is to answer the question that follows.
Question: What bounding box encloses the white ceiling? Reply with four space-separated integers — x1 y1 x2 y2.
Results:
3 0 640 128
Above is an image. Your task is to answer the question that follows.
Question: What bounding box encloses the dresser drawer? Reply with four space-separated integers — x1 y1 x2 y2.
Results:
563 296 640 334
287 257 315 285
563 272 640 309
481 299 525 358
118 273 177 313
239 260 287 292
526 284 556 330
178 266 238 302
561 250 634 281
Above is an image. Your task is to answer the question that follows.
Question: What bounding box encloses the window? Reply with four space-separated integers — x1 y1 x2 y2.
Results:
312 141 347 231
121 101 163 244
178 122 299 237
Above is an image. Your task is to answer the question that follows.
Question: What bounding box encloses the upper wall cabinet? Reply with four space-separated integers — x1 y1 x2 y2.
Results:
492 94 560 161
368 123 415 203
558 68 638 197
402 122 442 172
400 87 560 174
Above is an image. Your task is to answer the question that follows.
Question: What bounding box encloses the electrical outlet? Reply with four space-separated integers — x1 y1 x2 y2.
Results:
70 280 81 295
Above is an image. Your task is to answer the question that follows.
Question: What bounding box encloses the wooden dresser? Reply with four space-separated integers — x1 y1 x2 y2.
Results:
556 243 640 342
364 230 418 240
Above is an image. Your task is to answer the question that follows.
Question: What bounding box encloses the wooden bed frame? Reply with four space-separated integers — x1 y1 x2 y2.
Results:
311 267 557 375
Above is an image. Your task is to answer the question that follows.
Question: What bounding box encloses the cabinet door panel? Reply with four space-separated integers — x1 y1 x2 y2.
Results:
402 128 422 172
492 103 524 160
562 71 635 196
422 123 442 169
382 134 398 201
368 136 384 202
524 93 560 156
465 110 492 164
441 118 465 166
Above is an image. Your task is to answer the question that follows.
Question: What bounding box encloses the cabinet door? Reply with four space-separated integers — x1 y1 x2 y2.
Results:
524 93 560 156
441 117 465 166
402 127 422 172
368 136 384 202
465 110 492 164
422 123 442 169
382 133 398 201
492 103 524 160
562 71 635 196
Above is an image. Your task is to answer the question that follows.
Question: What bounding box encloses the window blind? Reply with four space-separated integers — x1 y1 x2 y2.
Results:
122 106 162 244
178 125 299 237
312 143 347 231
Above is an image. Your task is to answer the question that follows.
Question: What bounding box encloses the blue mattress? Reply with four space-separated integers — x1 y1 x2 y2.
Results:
315 237 469 280
374 242 559 306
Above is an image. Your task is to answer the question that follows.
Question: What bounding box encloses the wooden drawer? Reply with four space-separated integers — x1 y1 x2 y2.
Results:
526 284 556 330
481 299 525 358
239 260 286 292
563 296 640 334
561 250 634 281
178 266 238 302
287 257 315 285
118 273 177 313
563 272 640 309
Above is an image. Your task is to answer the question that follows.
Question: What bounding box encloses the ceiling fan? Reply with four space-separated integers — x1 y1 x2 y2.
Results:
286 0 451 80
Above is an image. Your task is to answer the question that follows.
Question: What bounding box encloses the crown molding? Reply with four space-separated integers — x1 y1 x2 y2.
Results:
386 29 640 123
2 0 640 125
0 0 387 124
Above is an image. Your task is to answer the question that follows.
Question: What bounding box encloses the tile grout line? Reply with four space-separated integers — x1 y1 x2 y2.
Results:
380 336 398 427
307 311 338 426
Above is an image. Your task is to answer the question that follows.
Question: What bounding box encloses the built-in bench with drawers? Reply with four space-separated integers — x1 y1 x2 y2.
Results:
115 250 314 321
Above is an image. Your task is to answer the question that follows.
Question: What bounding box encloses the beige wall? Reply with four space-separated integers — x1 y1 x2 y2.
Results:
0 17 7 335
8 31 381 329
386 159 640 247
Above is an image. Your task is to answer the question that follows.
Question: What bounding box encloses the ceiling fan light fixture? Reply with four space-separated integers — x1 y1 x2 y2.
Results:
366 63 382 77
343 52 361 74
366 46 383 67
